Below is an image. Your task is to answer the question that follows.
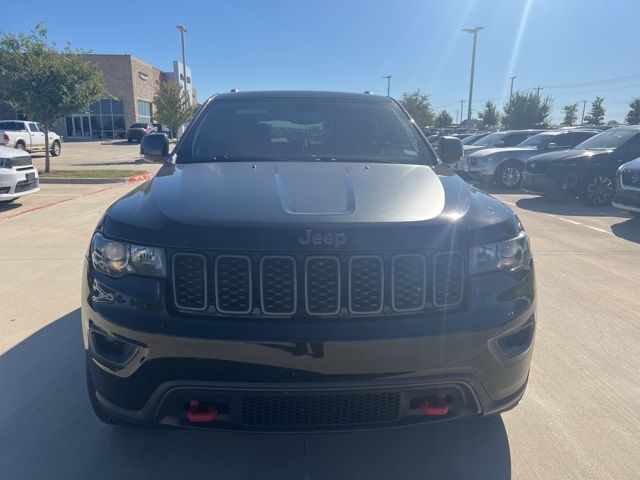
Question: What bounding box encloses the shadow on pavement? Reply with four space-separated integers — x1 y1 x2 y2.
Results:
515 195 627 218
611 217 640 243
0 310 511 480
0 200 22 213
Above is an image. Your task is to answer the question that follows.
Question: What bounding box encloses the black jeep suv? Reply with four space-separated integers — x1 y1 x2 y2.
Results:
83 91 535 431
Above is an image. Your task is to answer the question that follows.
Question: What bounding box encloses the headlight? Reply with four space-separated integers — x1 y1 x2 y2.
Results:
91 232 166 278
469 231 531 275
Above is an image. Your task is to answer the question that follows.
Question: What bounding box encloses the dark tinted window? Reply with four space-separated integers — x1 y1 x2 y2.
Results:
0 121 26 131
564 132 596 147
621 133 640 153
179 97 435 165
129 123 149 128
28 122 40 132
503 133 530 146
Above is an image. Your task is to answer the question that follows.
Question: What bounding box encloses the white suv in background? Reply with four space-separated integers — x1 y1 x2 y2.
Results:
0 120 62 156
0 146 39 203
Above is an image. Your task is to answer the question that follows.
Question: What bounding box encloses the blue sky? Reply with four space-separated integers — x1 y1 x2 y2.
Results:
5 0 640 123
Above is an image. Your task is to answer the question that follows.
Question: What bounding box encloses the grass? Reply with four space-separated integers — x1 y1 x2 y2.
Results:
38 169 149 178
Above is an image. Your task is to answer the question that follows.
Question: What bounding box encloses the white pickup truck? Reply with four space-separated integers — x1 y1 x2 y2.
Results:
0 120 62 156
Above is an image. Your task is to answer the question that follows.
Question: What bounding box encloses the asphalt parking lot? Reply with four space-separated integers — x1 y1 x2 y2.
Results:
1 147 639 479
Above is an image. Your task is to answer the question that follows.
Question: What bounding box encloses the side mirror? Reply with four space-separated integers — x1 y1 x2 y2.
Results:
140 133 170 162
437 136 464 165
546 142 558 150
494 140 505 147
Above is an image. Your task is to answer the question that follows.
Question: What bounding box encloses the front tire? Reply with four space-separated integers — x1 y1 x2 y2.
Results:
50 140 61 157
581 174 614 206
495 162 523 189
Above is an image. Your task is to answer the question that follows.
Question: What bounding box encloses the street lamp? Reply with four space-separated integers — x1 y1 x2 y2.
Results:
509 75 517 99
382 75 392 97
176 25 189 104
463 26 483 131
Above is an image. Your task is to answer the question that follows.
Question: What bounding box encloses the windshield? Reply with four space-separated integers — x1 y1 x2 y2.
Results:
574 128 638 150
517 133 554 148
461 133 487 145
471 132 506 146
178 97 435 165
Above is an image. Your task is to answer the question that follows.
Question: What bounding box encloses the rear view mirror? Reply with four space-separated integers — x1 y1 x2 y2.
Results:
140 133 170 162
546 142 558 150
437 136 464 165
494 140 505 147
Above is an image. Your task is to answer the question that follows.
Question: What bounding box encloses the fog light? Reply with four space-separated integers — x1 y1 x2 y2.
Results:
89 330 139 366
497 322 534 358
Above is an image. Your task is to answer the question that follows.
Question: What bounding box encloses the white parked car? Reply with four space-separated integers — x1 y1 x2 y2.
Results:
0 120 62 156
0 146 39 203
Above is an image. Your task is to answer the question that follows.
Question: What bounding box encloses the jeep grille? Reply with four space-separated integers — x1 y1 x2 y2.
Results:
171 251 464 317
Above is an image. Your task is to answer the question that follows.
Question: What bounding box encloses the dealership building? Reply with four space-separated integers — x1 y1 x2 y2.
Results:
51 54 197 139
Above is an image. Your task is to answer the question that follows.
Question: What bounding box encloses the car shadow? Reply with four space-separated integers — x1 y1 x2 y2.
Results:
0 310 511 480
0 201 22 213
611 217 640 243
515 195 628 218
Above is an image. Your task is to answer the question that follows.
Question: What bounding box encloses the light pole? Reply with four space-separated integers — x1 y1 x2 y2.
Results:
509 75 517 99
463 26 483 131
176 25 189 104
382 75 392 97
581 99 587 125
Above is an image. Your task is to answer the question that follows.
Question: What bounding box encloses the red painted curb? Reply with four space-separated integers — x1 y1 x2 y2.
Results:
0 184 124 222
127 172 155 183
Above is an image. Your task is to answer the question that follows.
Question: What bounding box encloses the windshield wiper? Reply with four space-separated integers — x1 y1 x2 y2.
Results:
209 155 281 162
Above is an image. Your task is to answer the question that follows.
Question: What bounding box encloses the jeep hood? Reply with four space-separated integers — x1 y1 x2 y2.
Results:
103 162 518 250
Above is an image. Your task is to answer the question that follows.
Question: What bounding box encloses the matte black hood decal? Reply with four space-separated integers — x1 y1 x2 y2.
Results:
103 163 518 250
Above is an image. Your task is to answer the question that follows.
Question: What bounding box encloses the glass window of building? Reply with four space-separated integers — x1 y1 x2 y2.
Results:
137 100 152 123
64 99 126 139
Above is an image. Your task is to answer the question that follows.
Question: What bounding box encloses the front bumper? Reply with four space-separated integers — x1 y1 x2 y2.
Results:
522 169 577 197
612 187 640 214
0 167 39 200
82 259 536 431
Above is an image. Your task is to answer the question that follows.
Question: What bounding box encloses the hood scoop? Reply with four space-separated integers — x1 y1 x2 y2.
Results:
274 164 356 215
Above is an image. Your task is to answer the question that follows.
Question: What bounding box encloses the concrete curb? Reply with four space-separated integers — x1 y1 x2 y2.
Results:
38 172 154 185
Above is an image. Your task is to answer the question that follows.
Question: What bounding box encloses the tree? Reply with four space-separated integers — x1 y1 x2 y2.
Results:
561 103 578 126
625 97 640 125
0 24 106 173
153 82 197 136
434 110 453 128
607 120 620 126
502 91 553 129
583 97 605 126
478 100 500 130
399 90 435 128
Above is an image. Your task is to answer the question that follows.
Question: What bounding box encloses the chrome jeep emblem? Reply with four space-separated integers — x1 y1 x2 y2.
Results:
298 229 346 248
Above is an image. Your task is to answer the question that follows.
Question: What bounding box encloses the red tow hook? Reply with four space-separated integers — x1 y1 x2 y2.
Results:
420 394 450 416
188 401 218 423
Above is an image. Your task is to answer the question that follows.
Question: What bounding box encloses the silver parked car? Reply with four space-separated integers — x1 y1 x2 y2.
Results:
464 129 600 189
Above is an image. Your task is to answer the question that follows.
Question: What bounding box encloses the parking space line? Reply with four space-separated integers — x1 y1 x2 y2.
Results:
502 200 615 236
0 184 125 222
